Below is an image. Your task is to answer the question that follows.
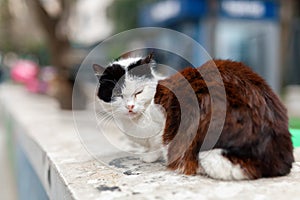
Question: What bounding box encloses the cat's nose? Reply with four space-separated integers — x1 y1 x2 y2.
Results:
127 104 135 112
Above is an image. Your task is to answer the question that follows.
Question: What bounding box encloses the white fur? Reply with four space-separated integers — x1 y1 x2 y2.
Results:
97 56 166 162
141 150 162 163
112 57 142 69
121 100 166 162
199 149 249 180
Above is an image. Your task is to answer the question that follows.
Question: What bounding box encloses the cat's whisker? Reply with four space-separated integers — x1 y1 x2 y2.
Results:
97 112 111 122
97 114 112 125
141 110 151 121
96 110 116 127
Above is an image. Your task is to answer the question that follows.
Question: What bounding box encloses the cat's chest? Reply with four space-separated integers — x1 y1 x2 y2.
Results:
120 103 165 146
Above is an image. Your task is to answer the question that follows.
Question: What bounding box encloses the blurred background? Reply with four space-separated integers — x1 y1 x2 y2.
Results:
1 0 300 199
0 0 300 107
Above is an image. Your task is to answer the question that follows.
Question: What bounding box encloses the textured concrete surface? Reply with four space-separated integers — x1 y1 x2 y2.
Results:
1 83 300 200
0 125 17 200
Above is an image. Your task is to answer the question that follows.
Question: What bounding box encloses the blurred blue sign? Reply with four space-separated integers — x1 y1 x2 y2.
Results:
139 0 208 26
219 0 279 20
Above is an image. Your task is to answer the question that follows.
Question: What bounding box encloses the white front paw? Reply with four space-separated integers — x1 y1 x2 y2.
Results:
141 151 161 163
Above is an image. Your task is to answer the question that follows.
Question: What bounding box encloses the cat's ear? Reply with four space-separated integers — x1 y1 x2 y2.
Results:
141 52 154 64
93 64 105 78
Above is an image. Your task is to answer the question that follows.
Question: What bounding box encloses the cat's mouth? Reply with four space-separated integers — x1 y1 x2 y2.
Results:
127 111 139 118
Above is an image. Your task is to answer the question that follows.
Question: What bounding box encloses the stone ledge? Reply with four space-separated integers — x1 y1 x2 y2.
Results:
1 83 300 200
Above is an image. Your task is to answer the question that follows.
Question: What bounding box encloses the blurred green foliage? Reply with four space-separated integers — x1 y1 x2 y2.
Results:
290 117 300 129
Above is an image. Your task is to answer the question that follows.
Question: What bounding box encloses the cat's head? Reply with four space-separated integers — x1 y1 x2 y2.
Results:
93 53 160 118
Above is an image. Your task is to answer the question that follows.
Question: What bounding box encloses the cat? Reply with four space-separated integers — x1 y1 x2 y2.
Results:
93 53 294 180
93 53 166 162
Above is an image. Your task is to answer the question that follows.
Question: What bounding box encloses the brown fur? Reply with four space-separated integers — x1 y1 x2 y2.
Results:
154 60 294 179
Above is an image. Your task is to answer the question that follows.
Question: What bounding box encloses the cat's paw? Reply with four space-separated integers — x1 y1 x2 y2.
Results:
123 145 147 154
121 136 148 153
141 151 161 163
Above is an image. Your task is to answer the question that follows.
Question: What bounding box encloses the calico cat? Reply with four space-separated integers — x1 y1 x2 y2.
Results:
93 53 294 180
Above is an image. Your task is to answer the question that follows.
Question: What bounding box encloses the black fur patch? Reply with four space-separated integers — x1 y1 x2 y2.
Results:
98 64 125 102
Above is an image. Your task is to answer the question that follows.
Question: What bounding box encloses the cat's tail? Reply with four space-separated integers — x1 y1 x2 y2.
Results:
198 149 251 180
198 146 294 180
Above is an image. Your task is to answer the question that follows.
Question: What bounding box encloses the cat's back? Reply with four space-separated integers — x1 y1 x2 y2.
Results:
156 59 270 98
199 59 268 88
155 59 287 124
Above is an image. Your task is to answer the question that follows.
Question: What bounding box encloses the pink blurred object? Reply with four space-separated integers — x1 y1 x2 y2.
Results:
26 78 40 93
11 60 39 84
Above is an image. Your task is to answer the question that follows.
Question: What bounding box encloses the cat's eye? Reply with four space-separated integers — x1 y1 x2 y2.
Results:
134 90 143 97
